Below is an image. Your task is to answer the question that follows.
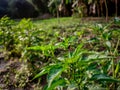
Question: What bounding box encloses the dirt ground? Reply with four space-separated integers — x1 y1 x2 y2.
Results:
0 52 35 90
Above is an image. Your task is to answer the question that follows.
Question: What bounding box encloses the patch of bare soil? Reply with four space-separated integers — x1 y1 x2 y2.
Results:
81 17 114 23
31 13 52 20
0 53 35 90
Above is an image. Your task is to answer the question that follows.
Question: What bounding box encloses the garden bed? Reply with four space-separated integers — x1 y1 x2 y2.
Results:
0 17 120 90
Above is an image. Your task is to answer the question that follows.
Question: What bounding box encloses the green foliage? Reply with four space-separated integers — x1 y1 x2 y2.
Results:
114 17 120 24
91 74 120 82
0 16 15 49
0 17 120 89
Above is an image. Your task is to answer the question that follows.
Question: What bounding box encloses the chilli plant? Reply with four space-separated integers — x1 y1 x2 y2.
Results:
30 40 119 90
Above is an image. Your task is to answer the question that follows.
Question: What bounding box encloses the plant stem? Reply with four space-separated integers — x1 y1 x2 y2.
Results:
114 39 119 55
112 39 120 78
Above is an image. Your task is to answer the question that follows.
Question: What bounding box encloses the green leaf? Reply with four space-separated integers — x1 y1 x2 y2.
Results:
91 74 120 82
47 65 65 88
27 45 56 51
27 46 44 51
115 64 119 76
32 69 48 80
72 43 83 56
106 41 111 48
65 55 80 64
32 65 54 80
47 78 66 90
114 17 120 24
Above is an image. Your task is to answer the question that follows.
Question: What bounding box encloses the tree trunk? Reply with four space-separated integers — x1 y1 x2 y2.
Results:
104 0 108 22
115 0 118 17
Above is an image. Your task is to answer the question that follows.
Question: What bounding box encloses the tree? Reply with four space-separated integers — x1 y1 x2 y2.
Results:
32 0 49 13
115 0 117 17
104 0 108 21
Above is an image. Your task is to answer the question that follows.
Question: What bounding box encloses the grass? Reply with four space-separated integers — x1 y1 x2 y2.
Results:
33 17 80 30
0 16 120 90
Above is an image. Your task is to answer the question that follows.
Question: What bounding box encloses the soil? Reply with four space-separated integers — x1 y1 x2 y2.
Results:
0 52 35 90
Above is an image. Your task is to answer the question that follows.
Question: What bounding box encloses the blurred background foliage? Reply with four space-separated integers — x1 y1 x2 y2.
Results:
0 0 119 18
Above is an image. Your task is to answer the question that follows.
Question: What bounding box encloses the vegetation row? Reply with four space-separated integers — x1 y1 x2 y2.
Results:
0 16 120 89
